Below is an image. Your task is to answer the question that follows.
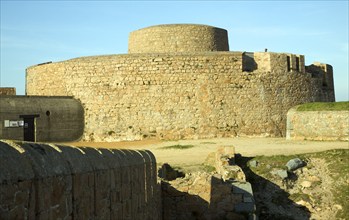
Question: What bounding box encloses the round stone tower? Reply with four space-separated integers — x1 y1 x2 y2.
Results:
128 24 229 53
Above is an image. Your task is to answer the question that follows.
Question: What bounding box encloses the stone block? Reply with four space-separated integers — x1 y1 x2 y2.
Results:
249 160 258 168
286 158 305 171
232 182 253 196
270 169 288 179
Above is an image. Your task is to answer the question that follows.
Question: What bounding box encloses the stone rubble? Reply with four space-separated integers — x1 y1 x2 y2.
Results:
161 146 257 220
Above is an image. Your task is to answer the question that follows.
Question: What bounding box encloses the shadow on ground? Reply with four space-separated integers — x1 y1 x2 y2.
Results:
235 155 311 220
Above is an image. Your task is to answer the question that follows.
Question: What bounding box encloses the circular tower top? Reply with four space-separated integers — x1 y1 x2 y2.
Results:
128 24 229 53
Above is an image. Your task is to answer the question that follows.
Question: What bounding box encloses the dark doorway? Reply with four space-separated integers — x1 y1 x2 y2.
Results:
19 114 40 142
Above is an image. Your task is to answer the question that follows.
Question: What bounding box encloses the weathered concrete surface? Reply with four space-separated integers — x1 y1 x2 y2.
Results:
0 96 84 142
286 108 349 141
0 140 161 220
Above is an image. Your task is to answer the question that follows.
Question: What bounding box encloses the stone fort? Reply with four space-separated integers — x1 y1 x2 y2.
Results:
24 24 335 142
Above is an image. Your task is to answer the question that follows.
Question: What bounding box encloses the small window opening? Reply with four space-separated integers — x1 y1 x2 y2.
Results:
296 57 300 71
286 56 291 72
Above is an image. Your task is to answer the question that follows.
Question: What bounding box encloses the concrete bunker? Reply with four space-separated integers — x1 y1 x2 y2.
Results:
0 96 84 142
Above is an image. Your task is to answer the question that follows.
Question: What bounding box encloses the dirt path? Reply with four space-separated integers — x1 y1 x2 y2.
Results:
64 137 348 167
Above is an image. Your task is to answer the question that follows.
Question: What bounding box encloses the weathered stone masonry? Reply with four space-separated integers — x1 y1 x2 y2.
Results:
0 140 161 219
25 24 335 141
286 108 349 141
128 24 229 53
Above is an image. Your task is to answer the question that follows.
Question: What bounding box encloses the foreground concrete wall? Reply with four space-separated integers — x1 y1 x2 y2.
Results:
0 140 161 219
26 52 334 141
286 108 349 141
0 96 84 142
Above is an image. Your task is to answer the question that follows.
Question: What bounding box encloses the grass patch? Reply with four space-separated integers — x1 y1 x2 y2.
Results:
175 163 215 173
202 164 216 173
248 154 306 179
246 149 349 219
159 144 195 150
289 193 311 203
200 142 217 144
296 101 349 111
311 149 349 219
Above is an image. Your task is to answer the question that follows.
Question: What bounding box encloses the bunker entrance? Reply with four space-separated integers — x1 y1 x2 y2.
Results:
19 114 40 142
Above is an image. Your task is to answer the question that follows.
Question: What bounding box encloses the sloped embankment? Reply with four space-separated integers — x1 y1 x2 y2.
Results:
237 149 349 219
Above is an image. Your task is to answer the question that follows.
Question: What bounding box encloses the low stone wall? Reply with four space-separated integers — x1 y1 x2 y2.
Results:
0 140 161 219
215 146 245 181
286 108 349 141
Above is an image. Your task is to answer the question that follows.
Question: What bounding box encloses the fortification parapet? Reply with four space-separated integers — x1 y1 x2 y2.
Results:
128 24 229 53
0 140 161 219
252 52 305 73
306 62 335 101
0 87 16 95
306 62 334 88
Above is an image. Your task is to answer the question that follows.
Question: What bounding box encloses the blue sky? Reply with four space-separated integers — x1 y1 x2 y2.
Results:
1 1 348 101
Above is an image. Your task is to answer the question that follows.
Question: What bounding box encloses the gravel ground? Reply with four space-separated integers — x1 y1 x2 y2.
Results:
64 137 348 166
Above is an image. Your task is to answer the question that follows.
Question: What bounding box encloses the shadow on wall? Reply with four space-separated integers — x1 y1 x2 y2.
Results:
235 155 311 220
162 182 210 219
162 175 255 219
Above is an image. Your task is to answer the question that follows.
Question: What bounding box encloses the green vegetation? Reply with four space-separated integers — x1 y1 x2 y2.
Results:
247 149 349 219
311 149 349 219
202 164 216 173
200 142 217 144
159 144 195 150
296 101 349 111
289 193 311 203
248 154 307 179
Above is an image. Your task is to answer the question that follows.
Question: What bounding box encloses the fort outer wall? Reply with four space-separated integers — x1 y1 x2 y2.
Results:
26 52 334 142
0 140 161 219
